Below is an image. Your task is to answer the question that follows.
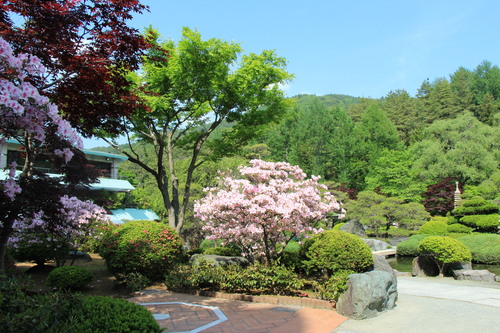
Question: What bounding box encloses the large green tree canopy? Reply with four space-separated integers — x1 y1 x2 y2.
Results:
103 27 293 233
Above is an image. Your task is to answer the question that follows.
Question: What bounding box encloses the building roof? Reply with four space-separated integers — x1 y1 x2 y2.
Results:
108 208 160 225
83 149 128 161
0 171 135 192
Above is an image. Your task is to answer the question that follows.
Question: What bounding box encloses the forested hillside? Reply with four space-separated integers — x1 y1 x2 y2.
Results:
94 60 499 242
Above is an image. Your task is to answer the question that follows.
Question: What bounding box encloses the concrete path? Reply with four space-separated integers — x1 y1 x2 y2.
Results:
335 276 500 333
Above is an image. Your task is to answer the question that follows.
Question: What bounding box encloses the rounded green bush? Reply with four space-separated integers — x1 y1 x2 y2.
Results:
333 222 346 230
418 236 471 275
299 230 373 276
46 266 93 290
419 221 448 235
459 214 499 233
458 234 500 264
99 220 184 281
396 234 428 256
73 296 161 332
447 223 472 234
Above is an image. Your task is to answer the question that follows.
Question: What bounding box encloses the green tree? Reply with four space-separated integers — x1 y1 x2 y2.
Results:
382 89 421 145
103 27 292 233
411 112 499 186
364 149 424 202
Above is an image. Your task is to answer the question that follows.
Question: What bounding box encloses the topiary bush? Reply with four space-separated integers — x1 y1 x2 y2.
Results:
73 296 161 332
458 234 500 264
419 221 448 235
299 230 373 276
459 214 499 233
396 234 428 256
46 266 93 290
333 222 346 230
418 236 472 276
447 223 472 234
99 220 184 281
203 246 241 256
453 197 499 216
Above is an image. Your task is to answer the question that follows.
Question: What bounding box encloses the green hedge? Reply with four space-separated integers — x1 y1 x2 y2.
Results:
419 221 448 235
46 266 93 290
396 234 428 256
99 220 184 281
458 234 500 264
454 197 499 216
203 246 241 256
299 230 373 276
447 224 472 234
459 214 499 233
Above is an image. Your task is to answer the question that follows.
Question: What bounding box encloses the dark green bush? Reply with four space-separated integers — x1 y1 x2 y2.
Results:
459 214 499 232
299 230 373 276
278 241 300 269
446 223 472 234
203 246 241 256
0 279 161 333
458 234 500 264
454 197 499 216
418 236 472 275
165 261 304 295
46 266 93 290
99 220 184 281
9 238 69 266
72 296 161 332
419 221 448 235
386 226 413 237
396 234 428 256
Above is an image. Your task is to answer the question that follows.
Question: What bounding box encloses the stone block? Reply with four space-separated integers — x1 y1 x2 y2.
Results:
340 219 367 238
453 269 496 282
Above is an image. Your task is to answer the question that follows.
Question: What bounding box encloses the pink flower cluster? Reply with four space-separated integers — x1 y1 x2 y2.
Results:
194 159 345 262
0 36 83 200
9 195 110 250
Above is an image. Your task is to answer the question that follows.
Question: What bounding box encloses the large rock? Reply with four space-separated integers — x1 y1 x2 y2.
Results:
453 269 496 282
372 254 398 280
336 270 398 319
340 219 367 238
412 255 439 277
190 254 249 268
446 261 472 277
362 238 391 251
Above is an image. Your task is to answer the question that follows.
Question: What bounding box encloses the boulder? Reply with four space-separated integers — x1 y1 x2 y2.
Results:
412 255 439 277
362 238 391 251
446 261 472 277
453 269 496 282
372 255 398 280
336 270 398 319
340 219 367 238
190 254 249 268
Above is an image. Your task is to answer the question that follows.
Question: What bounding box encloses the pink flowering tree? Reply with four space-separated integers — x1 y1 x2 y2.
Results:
194 159 345 264
0 36 99 275
9 195 110 266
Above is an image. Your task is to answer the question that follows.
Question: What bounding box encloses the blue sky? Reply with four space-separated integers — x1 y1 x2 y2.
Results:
130 0 500 99
85 0 499 148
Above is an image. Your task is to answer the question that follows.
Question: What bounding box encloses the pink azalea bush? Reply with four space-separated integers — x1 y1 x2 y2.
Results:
194 159 345 264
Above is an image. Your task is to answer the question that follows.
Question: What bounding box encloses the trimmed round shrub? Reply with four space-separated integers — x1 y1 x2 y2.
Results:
299 230 373 276
459 214 499 233
447 223 472 234
418 236 472 275
46 266 93 290
458 234 500 264
73 296 161 332
333 222 346 230
419 221 448 235
99 220 184 281
454 197 499 216
396 234 428 256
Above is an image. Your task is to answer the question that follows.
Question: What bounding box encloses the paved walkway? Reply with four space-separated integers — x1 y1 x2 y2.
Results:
335 276 500 333
129 291 347 333
129 277 500 333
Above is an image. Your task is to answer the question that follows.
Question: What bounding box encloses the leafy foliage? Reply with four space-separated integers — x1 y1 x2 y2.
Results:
299 230 373 276
46 266 93 290
454 197 499 216
421 178 458 216
458 234 500 264
459 214 500 233
99 221 184 281
419 221 448 235
396 234 429 256
418 236 472 275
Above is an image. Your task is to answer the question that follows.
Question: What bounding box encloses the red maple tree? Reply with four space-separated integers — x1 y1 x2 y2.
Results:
0 0 148 135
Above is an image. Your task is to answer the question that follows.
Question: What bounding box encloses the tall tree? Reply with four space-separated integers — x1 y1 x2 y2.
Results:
0 0 147 135
103 28 293 233
382 89 420 145
411 112 499 186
